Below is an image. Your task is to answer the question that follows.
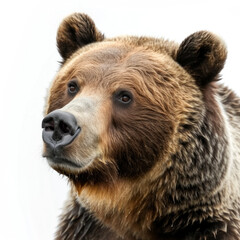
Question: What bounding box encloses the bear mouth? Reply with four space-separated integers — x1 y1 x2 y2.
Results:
47 157 83 169
43 146 100 175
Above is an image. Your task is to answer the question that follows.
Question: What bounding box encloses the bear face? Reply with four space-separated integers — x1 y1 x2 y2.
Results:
42 13 240 240
44 41 196 179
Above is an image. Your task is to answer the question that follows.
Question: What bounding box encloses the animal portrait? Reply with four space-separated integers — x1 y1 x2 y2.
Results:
42 13 240 240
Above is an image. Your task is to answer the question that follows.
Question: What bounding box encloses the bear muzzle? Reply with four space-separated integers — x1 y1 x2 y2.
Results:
42 110 81 154
42 96 108 174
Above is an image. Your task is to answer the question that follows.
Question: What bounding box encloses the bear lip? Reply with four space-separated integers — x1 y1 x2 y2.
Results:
46 156 83 169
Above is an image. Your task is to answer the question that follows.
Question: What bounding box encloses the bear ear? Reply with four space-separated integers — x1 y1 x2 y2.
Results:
57 13 104 61
176 31 227 86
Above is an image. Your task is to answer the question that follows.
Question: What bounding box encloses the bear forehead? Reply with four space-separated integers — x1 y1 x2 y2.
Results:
57 41 178 86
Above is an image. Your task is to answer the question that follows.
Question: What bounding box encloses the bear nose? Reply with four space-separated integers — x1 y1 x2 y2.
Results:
42 110 81 151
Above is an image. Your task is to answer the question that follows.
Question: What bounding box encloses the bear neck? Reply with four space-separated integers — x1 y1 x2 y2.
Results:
153 83 234 235
170 83 232 203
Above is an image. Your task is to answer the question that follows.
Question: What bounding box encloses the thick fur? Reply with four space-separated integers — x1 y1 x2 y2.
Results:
43 13 240 239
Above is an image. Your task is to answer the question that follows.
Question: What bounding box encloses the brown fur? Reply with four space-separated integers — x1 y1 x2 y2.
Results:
42 13 240 240
57 13 104 61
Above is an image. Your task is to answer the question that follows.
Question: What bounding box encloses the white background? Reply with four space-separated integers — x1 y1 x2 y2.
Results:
0 0 240 239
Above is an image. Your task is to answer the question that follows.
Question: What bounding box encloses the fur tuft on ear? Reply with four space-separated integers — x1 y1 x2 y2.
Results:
57 13 104 61
176 31 227 86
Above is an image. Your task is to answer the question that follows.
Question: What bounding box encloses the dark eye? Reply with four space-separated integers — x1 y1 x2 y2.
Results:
120 94 131 103
114 90 133 106
68 81 79 95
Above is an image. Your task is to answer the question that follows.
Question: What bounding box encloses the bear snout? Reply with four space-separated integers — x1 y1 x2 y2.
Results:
42 110 81 152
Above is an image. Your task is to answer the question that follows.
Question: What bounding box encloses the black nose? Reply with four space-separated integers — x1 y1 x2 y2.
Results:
42 110 80 151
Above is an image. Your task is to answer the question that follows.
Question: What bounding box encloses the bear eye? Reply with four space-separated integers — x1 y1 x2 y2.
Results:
67 81 79 95
114 90 133 106
120 94 131 103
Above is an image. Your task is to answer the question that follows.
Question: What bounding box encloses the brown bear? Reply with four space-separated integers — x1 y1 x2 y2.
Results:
42 13 240 240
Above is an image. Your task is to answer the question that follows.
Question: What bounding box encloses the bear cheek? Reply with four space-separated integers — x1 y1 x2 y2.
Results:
105 105 174 178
